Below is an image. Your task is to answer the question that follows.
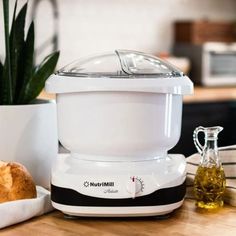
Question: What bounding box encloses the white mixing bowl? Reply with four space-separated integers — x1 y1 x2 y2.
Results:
46 50 193 161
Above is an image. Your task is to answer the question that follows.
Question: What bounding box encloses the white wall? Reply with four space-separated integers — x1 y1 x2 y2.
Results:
1 0 236 67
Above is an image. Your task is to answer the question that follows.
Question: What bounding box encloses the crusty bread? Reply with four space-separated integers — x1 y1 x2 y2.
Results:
0 161 36 203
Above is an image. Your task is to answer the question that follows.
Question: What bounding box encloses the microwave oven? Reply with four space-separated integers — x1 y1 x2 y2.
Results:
173 42 236 86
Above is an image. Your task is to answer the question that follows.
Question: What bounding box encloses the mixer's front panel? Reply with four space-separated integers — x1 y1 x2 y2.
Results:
51 154 186 216
51 154 186 199
51 173 185 199
51 181 185 207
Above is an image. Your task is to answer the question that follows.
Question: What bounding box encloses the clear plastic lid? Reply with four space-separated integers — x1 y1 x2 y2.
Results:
46 50 193 95
57 50 184 78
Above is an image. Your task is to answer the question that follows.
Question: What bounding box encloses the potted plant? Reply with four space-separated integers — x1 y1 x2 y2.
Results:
0 0 59 188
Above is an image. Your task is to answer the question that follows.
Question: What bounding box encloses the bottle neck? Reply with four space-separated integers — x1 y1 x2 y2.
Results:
201 137 221 167
206 138 218 151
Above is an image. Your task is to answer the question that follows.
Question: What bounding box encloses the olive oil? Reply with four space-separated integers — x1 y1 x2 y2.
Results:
194 165 226 209
193 126 225 210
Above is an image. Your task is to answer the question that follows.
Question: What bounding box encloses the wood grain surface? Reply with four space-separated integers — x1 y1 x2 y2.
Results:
1 199 236 236
184 86 236 103
40 86 236 104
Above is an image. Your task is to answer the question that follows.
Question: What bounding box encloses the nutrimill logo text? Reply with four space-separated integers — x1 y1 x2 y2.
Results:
83 181 115 187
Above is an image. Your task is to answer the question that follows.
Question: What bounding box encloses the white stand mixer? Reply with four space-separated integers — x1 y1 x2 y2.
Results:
46 50 193 217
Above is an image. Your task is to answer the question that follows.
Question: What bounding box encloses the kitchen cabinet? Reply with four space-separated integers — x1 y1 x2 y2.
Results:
171 101 236 156
170 86 236 156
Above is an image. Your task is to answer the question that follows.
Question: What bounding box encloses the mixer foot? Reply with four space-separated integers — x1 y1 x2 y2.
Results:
154 213 172 219
63 214 78 219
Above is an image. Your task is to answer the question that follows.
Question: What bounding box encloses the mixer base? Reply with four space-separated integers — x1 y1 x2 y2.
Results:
51 153 186 217
52 200 184 217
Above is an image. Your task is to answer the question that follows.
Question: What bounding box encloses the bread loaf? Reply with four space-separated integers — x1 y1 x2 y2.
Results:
0 161 36 203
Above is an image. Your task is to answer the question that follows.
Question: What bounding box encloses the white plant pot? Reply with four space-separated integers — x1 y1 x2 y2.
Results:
0 99 58 188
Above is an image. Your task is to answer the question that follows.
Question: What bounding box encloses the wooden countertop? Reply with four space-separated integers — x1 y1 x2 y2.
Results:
2 199 236 235
40 86 236 104
184 86 236 103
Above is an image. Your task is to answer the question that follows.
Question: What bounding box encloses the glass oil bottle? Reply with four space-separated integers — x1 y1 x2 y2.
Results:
193 126 226 209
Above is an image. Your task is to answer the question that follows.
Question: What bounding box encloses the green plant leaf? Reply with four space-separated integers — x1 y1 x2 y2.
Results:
1 0 59 105
0 60 3 77
3 0 13 104
10 2 28 101
1 63 10 104
22 51 59 104
9 0 17 100
0 60 3 104
16 21 35 104
0 60 3 75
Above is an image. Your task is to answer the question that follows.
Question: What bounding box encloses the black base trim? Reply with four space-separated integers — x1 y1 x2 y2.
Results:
51 182 186 207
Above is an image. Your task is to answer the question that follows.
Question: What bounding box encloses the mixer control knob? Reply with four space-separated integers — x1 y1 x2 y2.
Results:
126 176 144 199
